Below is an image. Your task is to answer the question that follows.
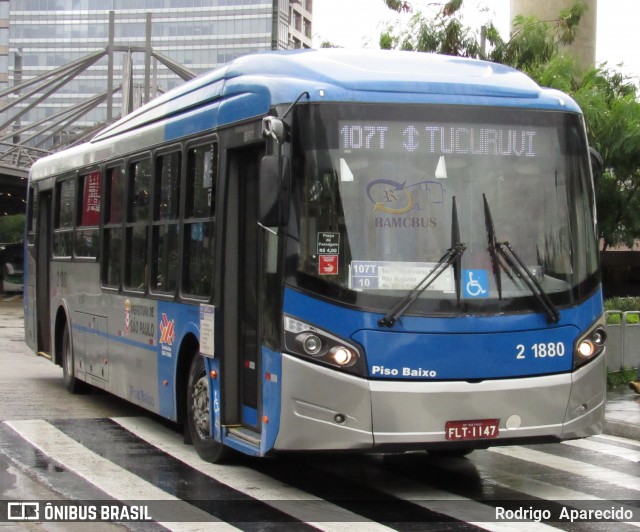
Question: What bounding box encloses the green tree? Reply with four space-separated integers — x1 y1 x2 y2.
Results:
487 2 587 72
0 215 25 244
572 67 640 249
380 0 586 67
380 0 482 57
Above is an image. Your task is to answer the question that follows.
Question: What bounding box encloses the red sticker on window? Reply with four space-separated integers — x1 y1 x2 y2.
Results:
319 255 338 275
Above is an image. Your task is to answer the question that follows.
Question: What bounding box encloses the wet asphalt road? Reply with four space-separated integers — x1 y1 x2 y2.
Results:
0 298 130 531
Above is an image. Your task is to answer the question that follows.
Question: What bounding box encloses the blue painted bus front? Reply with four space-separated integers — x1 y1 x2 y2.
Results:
283 288 604 381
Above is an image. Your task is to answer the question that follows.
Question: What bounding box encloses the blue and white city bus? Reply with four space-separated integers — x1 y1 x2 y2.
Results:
24 50 606 462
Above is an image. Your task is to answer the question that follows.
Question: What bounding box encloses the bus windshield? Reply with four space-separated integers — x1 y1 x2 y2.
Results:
286 103 599 316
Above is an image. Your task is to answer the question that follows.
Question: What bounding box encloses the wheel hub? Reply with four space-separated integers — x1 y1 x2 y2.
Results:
192 375 210 437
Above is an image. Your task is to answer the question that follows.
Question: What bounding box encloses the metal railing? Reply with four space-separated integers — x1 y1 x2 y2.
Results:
605 310 640 371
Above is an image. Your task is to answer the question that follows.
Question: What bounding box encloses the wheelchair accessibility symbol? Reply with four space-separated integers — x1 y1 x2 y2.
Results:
463 269 489 298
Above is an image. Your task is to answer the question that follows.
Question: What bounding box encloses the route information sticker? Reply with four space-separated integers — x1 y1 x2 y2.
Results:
349 261 453 291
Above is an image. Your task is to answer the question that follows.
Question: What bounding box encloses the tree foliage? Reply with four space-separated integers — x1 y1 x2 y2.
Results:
487 1 586 71
574 67 640 249
379 0 640 249
0 215 25 244
380 0 481 57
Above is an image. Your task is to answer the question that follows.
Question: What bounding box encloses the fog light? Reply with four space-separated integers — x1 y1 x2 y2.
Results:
298 333 323 356
330 346 355 366
577 339 595 358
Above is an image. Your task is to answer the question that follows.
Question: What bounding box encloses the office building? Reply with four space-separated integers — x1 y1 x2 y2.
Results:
3 0 313 148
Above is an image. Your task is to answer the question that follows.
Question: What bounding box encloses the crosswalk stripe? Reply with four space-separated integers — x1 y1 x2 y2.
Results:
113 416 394 531
488 446 640 492
597 434 640 449
562 438 640 462
5 419 239 531
5 415 640 530
468 461 640 529
316 459 557 532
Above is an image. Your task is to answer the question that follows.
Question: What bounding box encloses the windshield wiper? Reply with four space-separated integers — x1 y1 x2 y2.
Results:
481 194 560 324
378 197 465 328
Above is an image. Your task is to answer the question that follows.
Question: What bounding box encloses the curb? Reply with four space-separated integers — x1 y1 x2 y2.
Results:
603 418 640 441
0 295 22 301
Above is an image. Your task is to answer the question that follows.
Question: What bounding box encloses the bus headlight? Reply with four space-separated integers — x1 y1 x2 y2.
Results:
329 346 356 367
574 316 607 369
284 315 365 375
577 339 596 358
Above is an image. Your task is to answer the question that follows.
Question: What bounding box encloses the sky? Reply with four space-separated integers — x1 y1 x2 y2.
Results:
312 0 640 82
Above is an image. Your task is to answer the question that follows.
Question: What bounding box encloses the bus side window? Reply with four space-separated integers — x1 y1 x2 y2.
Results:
53 178 75 258
27 187 38 246
183 143 217 298
125 158 151 292
152 151 181 294
102 165 125 288
75 170 101 259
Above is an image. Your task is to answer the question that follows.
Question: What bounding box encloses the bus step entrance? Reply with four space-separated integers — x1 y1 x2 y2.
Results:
227 426 261 447
37 351 52 361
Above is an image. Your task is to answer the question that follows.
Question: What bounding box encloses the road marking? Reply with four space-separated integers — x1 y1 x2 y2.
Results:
468 461 640 529
5 419 239 531
324 464 556 532
113 416 393 531
488 445 640 491
562 437 640 462
597 434 640 449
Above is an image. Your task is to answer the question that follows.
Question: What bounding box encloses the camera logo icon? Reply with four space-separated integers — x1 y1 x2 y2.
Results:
7 502 39 520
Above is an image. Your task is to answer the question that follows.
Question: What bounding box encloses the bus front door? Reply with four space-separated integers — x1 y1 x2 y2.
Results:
224 144 266 437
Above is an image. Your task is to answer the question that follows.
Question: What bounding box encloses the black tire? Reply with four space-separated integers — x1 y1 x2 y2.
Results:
61 324 88 394
186 354 232 463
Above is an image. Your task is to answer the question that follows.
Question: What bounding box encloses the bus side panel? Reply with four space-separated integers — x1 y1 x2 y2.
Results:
24 245 37 352
105 296 160 413
260 345 283 454
156 301 202 421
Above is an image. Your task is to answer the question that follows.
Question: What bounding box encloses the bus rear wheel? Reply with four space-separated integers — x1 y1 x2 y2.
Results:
186 354 231 463
61 324 88 394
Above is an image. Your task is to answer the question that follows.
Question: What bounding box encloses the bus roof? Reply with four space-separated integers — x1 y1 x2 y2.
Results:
30 49 580 181
94 49 578 143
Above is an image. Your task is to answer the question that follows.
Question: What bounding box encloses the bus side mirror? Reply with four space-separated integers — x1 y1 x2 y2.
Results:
259 155 290 227
589 147 603 179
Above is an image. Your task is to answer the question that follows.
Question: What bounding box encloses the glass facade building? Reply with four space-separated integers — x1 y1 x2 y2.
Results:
0 0 9 106
3 0 312 148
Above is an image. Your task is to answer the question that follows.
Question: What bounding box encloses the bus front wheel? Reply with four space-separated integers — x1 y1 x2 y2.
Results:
61 324 88 394
186 354 231 463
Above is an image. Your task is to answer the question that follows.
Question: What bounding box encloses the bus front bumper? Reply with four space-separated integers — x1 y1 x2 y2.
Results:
273 353 606 451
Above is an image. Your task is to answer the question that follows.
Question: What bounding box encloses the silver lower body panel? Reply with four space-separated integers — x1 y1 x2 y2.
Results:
274 353 606 451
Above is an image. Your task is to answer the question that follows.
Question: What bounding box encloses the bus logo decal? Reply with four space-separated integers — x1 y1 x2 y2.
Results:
366 178 445 215
124 299 131 334
159 313 175 346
